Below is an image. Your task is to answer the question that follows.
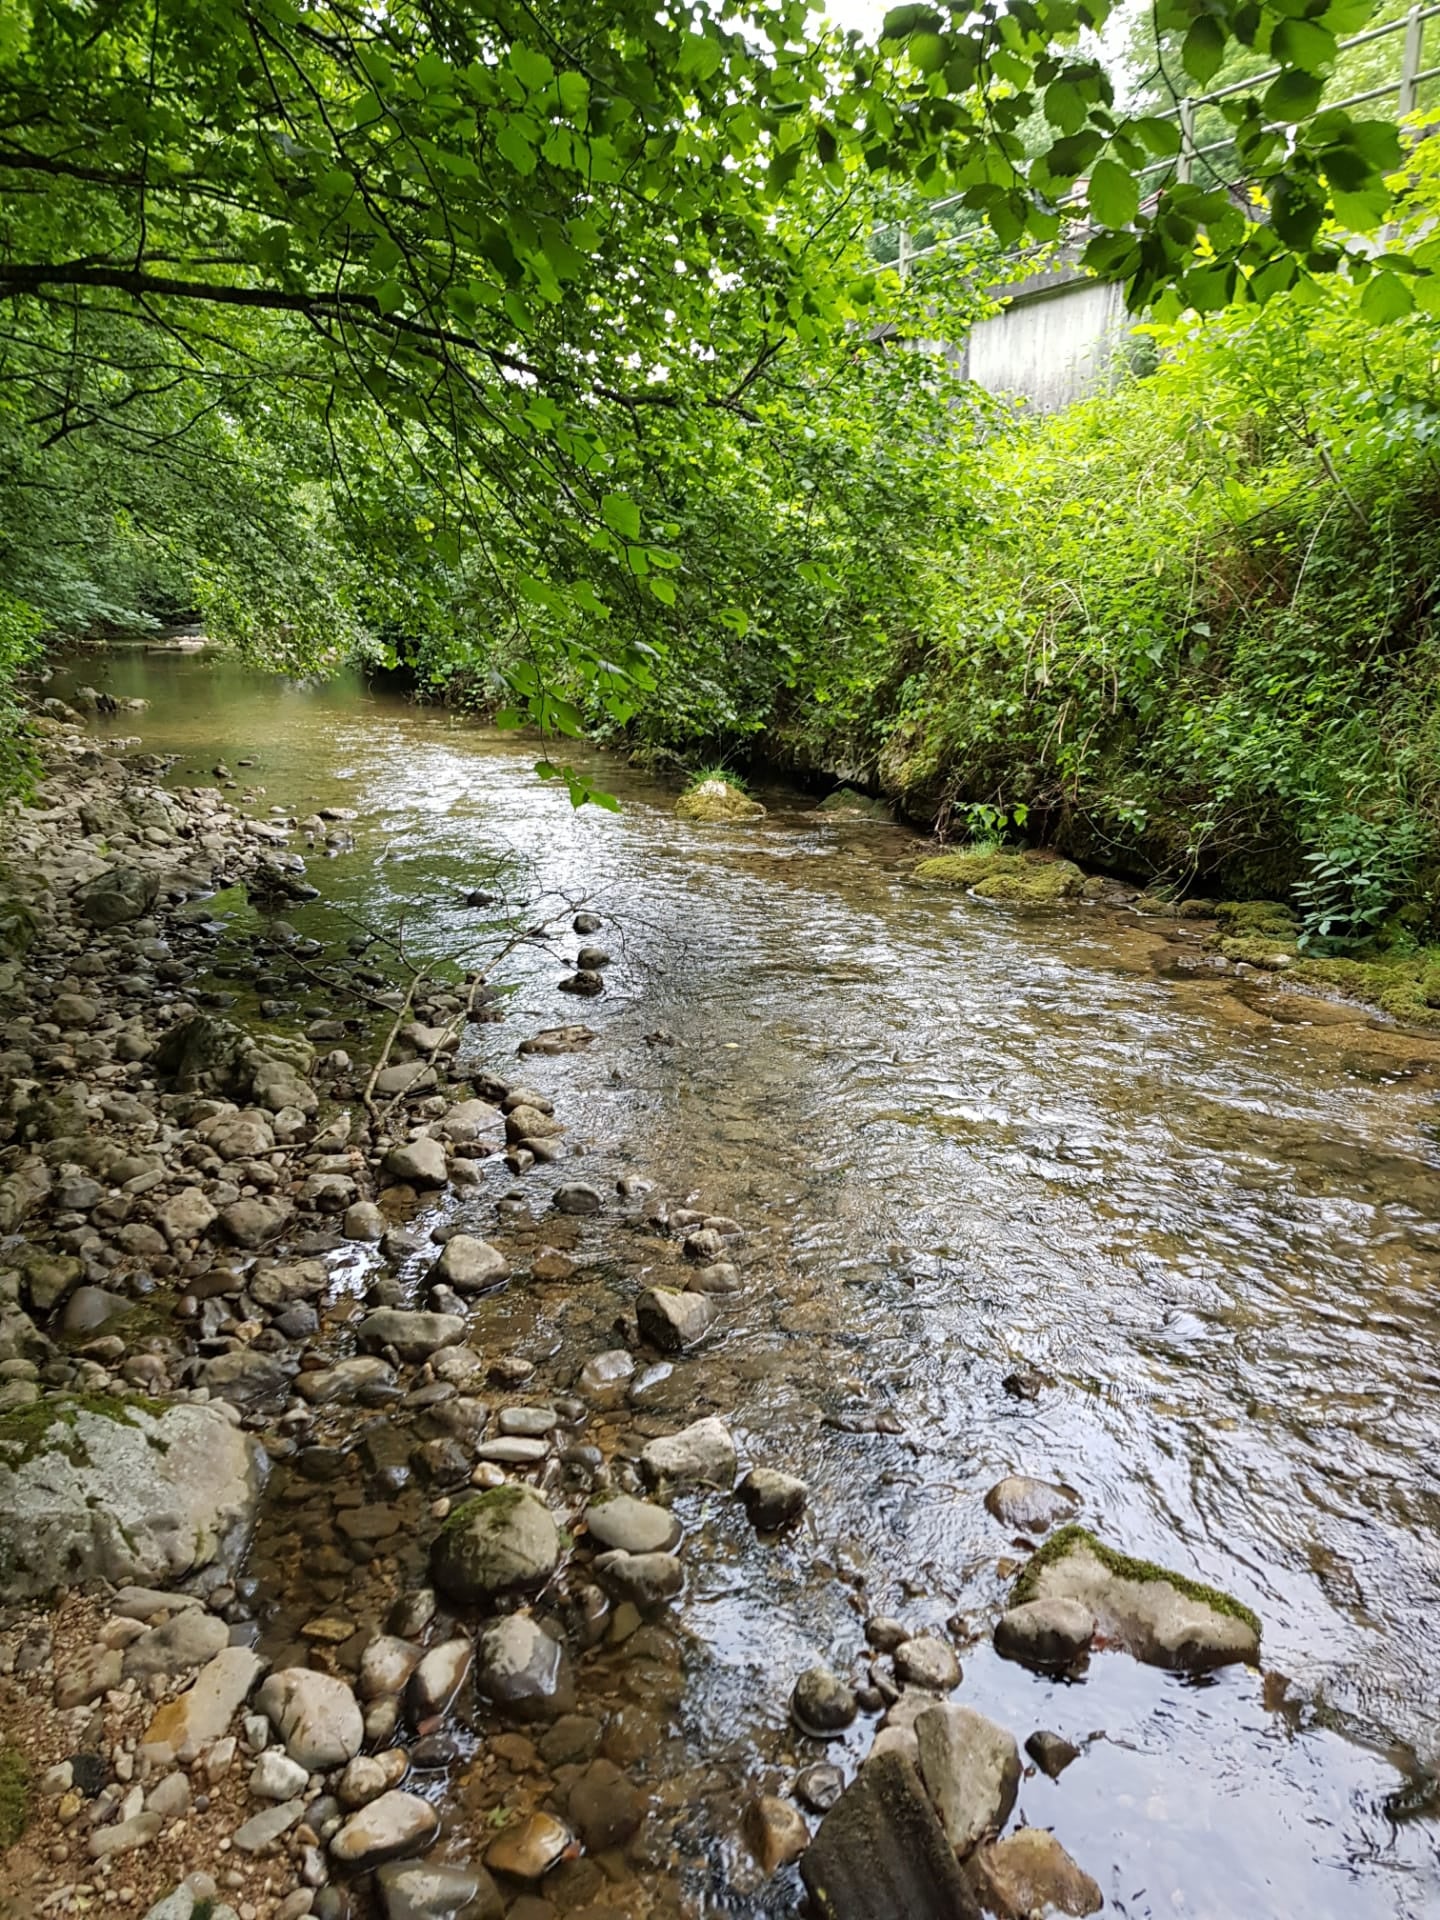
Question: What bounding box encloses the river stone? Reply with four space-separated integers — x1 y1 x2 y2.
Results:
640 1416 736 1490
375 1062 439 1099
963 1829 1102 1917
576 1349 634 1400
430 1485 559 1602
140 1647 266 1765
504 1104 563 1142
358 1309 466 1362
431 1234 508 1291
475 1614 574 1722
375 1859 504 1920
407 1637 473 1718
484 1810 573 1880
795 1763 845 1813
739 1468 808 1531
915 1704 1020 1856
23 1250 83 1313
553 1181 602 1215
218 1196 292 1247
344 1200 386 1241
1026 1730 1082 1779
256 1668 364 1769
1012 1526 1260 1670
894 1634 962 1694
61 1285 131 1334
76 864 157 926
330 1789 439 1868
249 1748 309 1800
994 1598 1096 1670
436 1099 501 1143
636 1286 716 1353
295 1355 395 1404
232 1796 305 1853
0 1396 263 1601
88 1810 163 1858
792 1667 857 1738
197 1348 291 1407
156 1186 219 1244
122 1608 230 1679
385 1137 449 1187
745 1794 810 1874
800 1750 977 1920
360 1636 425 1698
586 1494 681 1555
983 1476 1081 1535
594 1549 684 1608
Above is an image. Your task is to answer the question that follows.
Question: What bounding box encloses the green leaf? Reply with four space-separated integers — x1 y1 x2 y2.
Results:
649 576 677 605
1271 18 1336 74
601 493 641 540
496 121 537 175
1088 157 1139 228
909 31 947 72
1181 17 1225 87
510 44 554 91
557 70 589 116
1132 115 1182 158
1044 80 1087 134
1359 271 1414 323
1263 68 1326 123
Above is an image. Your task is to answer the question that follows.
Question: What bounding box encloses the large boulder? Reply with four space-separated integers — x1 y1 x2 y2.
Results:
800 1750 980 1920
0 1396 265 1600
74 864 158 927
430 1486 560 1603
1010 1525 1260 1671
915 1705 1020 1856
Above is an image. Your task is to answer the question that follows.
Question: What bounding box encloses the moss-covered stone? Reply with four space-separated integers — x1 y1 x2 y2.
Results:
1213 900 1298 935
1011 1523 1260 1671
0 1742 29 1847
431 1483 560 1602
915 848 1084 905
1216 934 1298 970
675 777 766 823
0 1391 169 1469
817 788 891 820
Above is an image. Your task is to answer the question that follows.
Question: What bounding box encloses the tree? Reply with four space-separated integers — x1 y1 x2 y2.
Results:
0 0 1430 784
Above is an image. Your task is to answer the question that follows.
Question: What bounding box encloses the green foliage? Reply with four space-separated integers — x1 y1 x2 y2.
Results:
803 134 1440 939
0 1742 29 1848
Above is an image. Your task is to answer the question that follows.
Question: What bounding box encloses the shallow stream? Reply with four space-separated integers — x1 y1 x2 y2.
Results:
54 647 1440 1919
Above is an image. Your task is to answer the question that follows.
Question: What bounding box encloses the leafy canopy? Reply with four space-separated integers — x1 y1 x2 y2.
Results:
0 0 1430 782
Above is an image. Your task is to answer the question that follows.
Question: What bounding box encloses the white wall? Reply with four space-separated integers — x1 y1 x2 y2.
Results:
963 275 1132 414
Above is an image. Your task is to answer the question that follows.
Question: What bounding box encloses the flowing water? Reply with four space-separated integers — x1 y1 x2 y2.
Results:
54 647 1440 1918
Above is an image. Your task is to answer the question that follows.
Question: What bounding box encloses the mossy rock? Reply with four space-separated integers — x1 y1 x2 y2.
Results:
915 848 1085 906
431 1484 560 1602
1215 934 1298 970
1285 954 1440 1030
1011 1524 1260 1672
1213 900 1298 936
675 778 766 823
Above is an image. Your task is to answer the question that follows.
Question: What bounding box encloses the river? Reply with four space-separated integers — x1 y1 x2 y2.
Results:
51 645 1440 1918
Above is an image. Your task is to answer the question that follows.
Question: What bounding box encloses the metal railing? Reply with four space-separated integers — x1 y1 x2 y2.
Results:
886 0 1440 276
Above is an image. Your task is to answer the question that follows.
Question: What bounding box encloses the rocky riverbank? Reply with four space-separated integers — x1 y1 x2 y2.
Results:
0 709 1268 1920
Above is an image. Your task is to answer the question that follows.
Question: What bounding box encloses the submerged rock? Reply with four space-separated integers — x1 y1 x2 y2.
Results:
675 777 766 822
983 1475 1080 1535
0 1396 263 1600
964 1828 1102 1917
791 1666 857 1738
1010 1525 1260 1670
330 1789 439 1868
745 1793 810 1873
375 1859 503 1920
